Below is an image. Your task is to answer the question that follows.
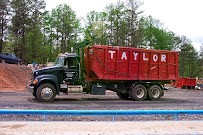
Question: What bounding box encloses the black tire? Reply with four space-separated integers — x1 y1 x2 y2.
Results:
36 83 56 102
147 85 162 100
129 84 147 101
117 92 129 99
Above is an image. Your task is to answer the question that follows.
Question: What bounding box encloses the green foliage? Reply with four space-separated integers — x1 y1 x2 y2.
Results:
105 1 126 46
2 41 13 52
198 44 203 78
179 36 200 78
84 0 143 47
84 11 108 45
140 16 181 50
25 27 44 63
200 44 203 60
0 0 11 53
10 0 45 64
43 4 81 55
53 4 80 52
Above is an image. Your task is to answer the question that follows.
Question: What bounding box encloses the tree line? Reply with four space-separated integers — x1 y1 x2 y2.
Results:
0 0 202 78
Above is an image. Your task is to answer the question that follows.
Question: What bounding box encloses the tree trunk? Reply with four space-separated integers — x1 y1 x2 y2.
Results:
0 39 3 53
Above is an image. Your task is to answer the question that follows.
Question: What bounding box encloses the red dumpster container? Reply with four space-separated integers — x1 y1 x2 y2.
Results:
175 78 196 89
84 45 179 82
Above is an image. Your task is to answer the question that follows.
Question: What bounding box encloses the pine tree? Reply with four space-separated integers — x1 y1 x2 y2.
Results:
46 4 80 53
11 0 45 63
0 0 11 53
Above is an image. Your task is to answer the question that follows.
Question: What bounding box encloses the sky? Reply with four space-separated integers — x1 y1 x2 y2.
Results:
45 0 203 51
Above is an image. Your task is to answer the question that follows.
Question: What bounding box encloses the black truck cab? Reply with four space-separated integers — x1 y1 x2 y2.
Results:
27 53 81 102
55 53 80 84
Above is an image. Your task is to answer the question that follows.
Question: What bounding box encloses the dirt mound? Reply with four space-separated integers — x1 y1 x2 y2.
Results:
0 64 32 92
197 79 203 84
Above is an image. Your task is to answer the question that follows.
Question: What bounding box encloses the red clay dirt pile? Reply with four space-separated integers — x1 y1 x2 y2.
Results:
0 63 32 92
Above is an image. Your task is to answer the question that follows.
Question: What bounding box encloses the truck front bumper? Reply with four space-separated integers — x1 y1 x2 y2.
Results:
26 85 34 93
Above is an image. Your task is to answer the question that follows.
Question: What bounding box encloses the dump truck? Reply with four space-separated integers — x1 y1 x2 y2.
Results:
27 41 179 102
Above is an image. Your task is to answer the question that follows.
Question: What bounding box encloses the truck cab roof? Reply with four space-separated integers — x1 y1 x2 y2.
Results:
58 53 78 58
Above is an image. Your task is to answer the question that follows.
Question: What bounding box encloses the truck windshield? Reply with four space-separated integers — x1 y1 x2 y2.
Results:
54 57 64 66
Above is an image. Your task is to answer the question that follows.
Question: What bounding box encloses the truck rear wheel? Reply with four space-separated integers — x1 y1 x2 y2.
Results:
117 92 129 99
129 84 147 101
147 85 162 100
36 83 56 102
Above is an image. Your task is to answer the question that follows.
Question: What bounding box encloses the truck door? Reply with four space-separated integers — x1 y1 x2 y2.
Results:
63 57 79 84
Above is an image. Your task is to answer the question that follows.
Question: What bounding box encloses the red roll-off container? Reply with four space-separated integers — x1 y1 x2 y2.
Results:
84 45 178 82
175 77 196 88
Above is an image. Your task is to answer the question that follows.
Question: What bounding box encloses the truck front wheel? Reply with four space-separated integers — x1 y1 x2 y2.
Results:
147 85 162 100
36 83 56 102
129 84 147 101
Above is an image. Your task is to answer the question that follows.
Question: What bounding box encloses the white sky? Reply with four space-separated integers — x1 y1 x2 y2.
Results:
45 0 203 51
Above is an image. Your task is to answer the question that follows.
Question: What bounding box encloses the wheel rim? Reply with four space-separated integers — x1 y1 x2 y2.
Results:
136 88 145 98
151 88 160 98
41 87 53 99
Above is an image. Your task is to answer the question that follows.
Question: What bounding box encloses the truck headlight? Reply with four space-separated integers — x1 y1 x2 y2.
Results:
35 71 38 75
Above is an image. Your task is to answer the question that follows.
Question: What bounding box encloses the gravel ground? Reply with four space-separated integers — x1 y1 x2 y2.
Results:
1 121 203 135
0 88 203 121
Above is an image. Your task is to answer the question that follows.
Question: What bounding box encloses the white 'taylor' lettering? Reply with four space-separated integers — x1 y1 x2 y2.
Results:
109 50 115 59
153 54 158 62
108 50 167 62
161 54 166 62
121 52 127 60
133 52 138 60
143 53 149 61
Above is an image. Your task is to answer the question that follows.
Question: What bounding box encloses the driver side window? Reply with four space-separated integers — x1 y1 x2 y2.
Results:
64 58 76 69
